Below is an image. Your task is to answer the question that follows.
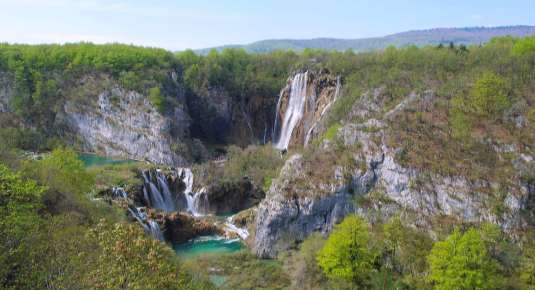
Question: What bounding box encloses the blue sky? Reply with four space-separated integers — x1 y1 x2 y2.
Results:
1 0 534 50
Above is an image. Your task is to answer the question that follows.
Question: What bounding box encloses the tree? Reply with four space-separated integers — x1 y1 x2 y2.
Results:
382 217 432 288
0 164 46 287
22 148 95 214
316 216 378 285
469 72 510 118
427 228 504 290
513 35 535 56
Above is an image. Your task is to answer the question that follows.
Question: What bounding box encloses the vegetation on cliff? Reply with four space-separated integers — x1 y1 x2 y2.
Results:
0 35 535 289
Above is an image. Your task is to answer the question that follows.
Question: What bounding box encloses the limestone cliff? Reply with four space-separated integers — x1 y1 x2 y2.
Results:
62 87 187 165
253 88 534 258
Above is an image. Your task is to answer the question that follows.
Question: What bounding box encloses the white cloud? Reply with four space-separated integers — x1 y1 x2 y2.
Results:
471 14 483 20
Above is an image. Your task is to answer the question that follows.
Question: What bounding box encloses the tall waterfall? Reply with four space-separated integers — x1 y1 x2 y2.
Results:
142 170 176 212
178 168 205 217
274 72 308 150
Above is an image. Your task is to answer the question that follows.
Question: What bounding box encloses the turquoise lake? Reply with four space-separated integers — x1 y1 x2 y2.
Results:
173 236 244 259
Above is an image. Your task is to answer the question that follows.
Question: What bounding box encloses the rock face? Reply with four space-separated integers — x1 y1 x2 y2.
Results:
161 212 220 244
187 86 278 146
273 69 340 149
200 178 265 214
254 155 355 258
63 88 186 165
254 88 533 258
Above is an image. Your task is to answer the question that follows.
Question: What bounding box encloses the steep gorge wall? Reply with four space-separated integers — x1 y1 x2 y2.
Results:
254 88 534 258
62 86 187 165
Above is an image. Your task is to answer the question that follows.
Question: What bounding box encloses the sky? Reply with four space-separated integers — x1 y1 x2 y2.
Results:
1 0 534 51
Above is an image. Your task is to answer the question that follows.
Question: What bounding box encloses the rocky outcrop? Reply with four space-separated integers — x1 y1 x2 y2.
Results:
273 69 340 149
160 212 220 244
198 178 265 214
254 155 355 258
63 87 186 165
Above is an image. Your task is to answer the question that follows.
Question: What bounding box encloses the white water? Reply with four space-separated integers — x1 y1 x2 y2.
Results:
123 195 163 240
178 168 205 217
112 187 127 199
148 220 164 240
142 170 176 212
275 72 309 150
224 215 249 240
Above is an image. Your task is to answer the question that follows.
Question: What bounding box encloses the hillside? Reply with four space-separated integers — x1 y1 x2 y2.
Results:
1 36 535 289
195 25 535 54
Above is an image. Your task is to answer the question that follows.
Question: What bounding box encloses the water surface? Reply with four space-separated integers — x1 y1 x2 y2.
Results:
173 236 243 259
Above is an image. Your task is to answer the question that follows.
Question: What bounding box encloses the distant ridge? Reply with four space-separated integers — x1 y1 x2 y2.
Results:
195 25 535 54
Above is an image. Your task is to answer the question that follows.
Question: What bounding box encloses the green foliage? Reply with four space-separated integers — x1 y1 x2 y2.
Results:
148 86 165 113
119 70 143 91
427 228 504 290
513 35 535 56
0 164 46 287
280 233 352 289
0 43 177 139
324 122 342 141
518 244 535 288
469 72 510 118
317 215 378 285
382 217 433 285
183 251 289 289
88 220 203 289
24 148 94 196
222 145 284 188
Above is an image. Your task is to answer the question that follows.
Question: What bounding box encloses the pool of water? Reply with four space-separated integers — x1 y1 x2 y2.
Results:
78 153 134 167
173 236 244 259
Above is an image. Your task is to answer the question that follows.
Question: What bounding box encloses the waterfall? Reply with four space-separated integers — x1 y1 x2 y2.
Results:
112 187 127 199
147 220 164 240
224 215 249 240
111 186 162 241
177 168 205 217
142 170 176 212
274 72 309 150
127 206 164 240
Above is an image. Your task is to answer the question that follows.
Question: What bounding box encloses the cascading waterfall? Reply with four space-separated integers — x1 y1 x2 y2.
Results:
224 215 249 240
177 168 205 217
141 170 176 212
274 71 309 150
113 187 163 240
